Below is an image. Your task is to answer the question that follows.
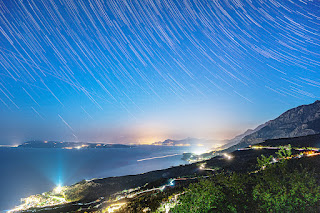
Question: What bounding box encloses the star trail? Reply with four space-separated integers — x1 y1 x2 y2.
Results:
0 0 319 144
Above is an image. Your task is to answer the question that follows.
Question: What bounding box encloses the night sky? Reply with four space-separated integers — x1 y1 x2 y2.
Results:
0 0 319 144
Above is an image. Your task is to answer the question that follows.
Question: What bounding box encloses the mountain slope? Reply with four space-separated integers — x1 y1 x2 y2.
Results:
229 100 320 150
218 123 267 150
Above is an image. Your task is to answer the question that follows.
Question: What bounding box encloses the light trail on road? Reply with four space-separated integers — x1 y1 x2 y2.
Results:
137 154 181 162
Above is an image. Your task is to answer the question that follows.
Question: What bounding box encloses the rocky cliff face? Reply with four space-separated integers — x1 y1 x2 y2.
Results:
233 100 320 149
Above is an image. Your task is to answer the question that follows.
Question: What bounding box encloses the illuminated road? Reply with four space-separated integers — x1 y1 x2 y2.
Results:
137 154 181 162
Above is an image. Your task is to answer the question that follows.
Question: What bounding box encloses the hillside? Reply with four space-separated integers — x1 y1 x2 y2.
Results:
227 100 320 151
257 133 320 148
217 122 267 150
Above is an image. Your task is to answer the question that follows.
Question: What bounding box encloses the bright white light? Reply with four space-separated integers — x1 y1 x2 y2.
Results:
224 153 233 160
54 185 62 194
193 149 206 155
169 179 175 186
199 163 205 170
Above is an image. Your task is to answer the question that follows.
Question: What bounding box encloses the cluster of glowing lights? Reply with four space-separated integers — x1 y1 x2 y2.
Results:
305 151 320 157
199 163 205 170
63 144 89 150
53 185 63 194
198 163 215 171
64 147 73 149
223 153 233 160
192 148 208 155
9 185 67 213
106 202 127 213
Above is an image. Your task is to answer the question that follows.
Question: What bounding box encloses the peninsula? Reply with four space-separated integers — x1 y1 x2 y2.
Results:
18 141 135 149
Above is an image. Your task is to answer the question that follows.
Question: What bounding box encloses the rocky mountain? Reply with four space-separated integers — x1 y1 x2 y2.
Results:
218 123 267 150
228 100 320 151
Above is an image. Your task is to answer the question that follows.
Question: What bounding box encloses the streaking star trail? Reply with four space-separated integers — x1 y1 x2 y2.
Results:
0 0 319 143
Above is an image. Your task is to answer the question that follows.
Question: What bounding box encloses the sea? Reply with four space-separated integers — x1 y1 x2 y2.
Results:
0 145 206 211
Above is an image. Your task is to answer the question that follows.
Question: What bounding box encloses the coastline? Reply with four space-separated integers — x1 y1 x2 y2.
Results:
0 146 196 211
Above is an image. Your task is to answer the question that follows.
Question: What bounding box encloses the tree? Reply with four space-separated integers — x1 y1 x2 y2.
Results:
172 174 252 213
276 144 292 160
171 179 226 213
172 161 320 213
253 164 320 212
257 154 274 169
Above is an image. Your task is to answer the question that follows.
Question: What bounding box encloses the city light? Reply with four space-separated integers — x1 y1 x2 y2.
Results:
169 179 175 186
224 153 233 160
199 163 205 170
193 150 204 155
54 185 62 194
107 202 127 213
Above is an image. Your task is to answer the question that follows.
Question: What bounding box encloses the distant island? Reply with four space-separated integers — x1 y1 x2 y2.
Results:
152 137 220 147
18 140 135 149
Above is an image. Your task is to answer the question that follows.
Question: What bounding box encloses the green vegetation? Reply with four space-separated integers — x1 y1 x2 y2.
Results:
253 165 320 212
172 159 320 213
172 173 252 213
256 144 294 169
276 144 292 159
257 154 274 169
64 180 96 201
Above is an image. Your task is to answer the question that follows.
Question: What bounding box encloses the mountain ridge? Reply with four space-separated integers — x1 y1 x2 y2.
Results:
227 100 320 151
217 122 267 150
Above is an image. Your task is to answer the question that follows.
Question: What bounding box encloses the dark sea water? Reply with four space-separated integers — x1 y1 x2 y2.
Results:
0 145 203 211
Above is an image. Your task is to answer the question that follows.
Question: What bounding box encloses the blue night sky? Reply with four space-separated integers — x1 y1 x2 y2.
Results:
0 0 319 144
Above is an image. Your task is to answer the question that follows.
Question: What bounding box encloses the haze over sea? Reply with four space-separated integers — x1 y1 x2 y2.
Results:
0 145 204 211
